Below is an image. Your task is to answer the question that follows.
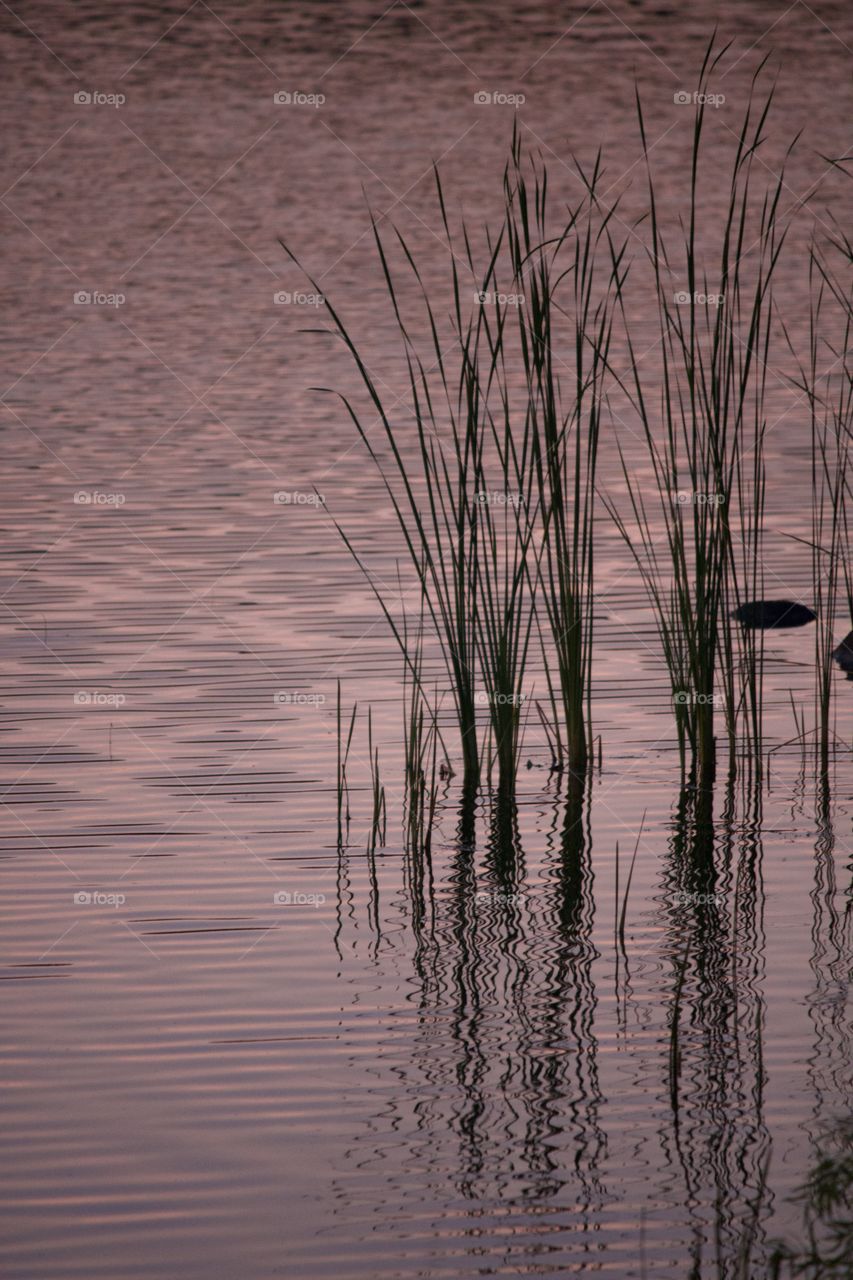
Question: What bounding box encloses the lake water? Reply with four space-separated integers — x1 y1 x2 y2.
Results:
2 1 852 1276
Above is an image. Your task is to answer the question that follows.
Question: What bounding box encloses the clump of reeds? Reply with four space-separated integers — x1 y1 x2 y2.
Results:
294 43 844 795
607 42 794 785
285 127 626 792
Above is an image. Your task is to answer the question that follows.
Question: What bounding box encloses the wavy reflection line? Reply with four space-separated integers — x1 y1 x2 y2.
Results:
659 779 772 1277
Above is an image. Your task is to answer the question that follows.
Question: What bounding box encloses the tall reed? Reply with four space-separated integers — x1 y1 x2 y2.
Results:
505 134 627 772
286 190 533 791
401 604 440 854
786 248 853 771
366 707 386 853
814 160 853 681
336 680 357 848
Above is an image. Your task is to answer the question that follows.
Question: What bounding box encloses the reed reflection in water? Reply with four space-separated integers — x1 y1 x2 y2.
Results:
315 767 850 1278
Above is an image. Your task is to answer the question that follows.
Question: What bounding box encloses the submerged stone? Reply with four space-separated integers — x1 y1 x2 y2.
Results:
832 629 853 671
732 599 817 629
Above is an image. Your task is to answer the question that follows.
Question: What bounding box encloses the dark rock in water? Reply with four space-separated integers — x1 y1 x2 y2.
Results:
832 629 853 671
733 600 817 630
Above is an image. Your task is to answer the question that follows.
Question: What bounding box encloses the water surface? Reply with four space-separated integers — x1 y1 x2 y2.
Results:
2 2 852 1276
